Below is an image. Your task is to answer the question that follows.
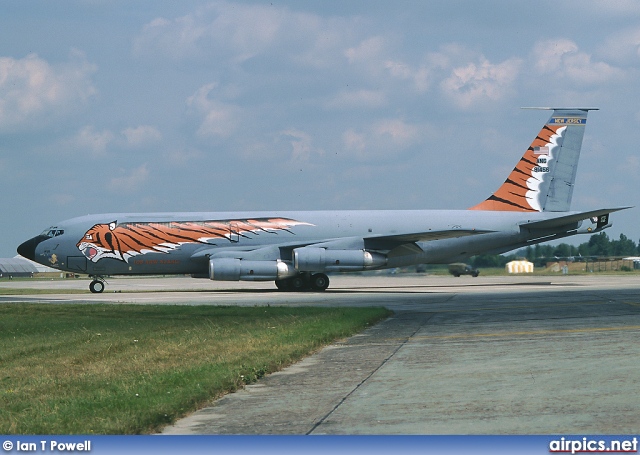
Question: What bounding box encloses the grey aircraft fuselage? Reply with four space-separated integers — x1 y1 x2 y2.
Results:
16 108 629 292
18 207 615 279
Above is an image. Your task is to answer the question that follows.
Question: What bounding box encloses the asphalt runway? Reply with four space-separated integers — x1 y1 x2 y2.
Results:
3 274 640 433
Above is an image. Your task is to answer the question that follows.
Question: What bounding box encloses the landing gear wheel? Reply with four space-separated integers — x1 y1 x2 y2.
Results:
289 275 308 291
310 273 329 291
89 279 105 294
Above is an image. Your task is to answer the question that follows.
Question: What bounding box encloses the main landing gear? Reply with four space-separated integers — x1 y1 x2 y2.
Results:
89 276 106 293
275 272 329 292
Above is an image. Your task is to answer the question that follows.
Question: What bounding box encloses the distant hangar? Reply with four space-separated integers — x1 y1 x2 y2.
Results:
0 257 57 278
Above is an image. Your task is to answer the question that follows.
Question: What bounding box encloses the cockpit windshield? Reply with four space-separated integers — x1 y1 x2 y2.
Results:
40 227 65 238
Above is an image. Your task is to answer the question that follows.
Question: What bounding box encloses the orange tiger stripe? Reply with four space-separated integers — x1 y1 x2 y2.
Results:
77 218 311 262
470 124 564 211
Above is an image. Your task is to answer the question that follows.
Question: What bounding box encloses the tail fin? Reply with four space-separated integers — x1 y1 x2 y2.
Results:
469 107 598 212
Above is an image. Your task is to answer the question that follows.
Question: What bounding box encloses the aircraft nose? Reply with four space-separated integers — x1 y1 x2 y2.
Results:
17 235 49 261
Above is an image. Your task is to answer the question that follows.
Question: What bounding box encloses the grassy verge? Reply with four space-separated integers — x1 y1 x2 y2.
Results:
0 303 391 434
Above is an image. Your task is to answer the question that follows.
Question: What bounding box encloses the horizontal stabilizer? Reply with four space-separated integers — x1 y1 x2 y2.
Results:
520 207 631 230
521 107 599 111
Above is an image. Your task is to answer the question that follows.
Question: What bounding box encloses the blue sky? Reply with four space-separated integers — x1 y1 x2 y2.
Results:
2 0 639 258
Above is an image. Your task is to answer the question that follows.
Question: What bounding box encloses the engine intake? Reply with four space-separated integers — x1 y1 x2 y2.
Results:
209 258 296 281
293 247 386 272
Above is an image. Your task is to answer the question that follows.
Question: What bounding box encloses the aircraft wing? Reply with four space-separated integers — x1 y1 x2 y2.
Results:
362 229 494 258
190 228 494 262
363 228 493 249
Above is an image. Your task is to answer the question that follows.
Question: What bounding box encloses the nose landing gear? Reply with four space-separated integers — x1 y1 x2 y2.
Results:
89 277 106 293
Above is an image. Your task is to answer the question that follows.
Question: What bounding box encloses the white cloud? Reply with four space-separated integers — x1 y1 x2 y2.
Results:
49 193 75 206
618 155 640 176
325 89 386 109
133 14 208 60
107 164 149 193
134 2 294 64
579 0 640 16
345 36 386 64
134 1 365 73
342 129 366 154
0 52 96 131
187 83 241 138
122 125 162 147
373 119 420 146
293 16 355 69
342 118 421 160
384 44 516 98
384 60 432 92
598 27 640 65
533 38 578 73
440 57 522 109
197 105 241 138
280 129 323 162
562 53 623 84
532 39 623 84
344 36 434 92
71 126 114 156
164 146 205 167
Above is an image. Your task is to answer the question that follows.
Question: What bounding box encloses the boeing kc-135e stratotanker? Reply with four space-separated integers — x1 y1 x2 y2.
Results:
18 108 629 293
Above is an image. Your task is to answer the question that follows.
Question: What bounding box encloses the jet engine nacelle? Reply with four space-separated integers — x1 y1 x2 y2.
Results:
209 258 297 281
293 247 387 272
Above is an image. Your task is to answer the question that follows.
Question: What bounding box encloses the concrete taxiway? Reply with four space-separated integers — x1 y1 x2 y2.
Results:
2 274 640 433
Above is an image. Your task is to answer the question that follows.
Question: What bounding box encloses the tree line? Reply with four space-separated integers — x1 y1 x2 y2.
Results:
470 232 640 268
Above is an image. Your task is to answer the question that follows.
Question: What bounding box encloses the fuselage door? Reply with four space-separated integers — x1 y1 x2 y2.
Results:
229 222 239 243
67 256 87 272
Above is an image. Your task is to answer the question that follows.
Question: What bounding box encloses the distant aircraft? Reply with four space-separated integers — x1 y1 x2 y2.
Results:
18 108 628 293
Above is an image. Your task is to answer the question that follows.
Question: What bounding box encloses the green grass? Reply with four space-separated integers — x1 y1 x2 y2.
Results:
0 303 391 434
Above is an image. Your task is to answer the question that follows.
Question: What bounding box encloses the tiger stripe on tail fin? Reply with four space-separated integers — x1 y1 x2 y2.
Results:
469 107 598 212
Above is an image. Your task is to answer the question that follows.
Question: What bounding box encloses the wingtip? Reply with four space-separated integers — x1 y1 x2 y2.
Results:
520 107 600 111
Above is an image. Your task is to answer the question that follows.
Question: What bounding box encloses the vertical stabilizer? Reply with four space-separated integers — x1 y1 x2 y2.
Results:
469 108 597 212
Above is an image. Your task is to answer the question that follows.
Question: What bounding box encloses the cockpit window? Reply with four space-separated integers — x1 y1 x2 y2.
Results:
40 228 64 238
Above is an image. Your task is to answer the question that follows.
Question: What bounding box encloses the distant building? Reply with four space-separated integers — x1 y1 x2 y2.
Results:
0 256 58 278
506 260 534 274
623 257 640 270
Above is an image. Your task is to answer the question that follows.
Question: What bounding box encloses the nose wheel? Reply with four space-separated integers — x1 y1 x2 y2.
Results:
89 278 106 293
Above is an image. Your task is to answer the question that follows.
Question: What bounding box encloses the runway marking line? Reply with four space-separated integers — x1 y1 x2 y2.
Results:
407 325 640 341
